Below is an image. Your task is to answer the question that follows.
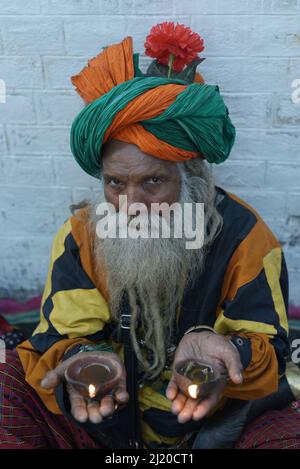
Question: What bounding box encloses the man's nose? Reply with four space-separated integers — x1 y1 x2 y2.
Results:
123 186 149 211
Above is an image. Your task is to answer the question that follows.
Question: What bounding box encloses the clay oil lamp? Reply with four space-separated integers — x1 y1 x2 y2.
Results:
64 355 123 400
174 359 222 400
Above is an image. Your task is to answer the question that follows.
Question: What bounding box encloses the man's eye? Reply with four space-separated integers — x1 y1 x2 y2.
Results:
108 178 121 187
147 177 161 184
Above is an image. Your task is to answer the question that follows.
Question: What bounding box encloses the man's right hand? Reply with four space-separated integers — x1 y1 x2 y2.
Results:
40 351 129 424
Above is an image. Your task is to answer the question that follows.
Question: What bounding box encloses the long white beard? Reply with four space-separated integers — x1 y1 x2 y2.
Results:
88 163 221 380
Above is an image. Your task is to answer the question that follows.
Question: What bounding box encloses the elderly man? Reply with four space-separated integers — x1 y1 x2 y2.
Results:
0 32 300 449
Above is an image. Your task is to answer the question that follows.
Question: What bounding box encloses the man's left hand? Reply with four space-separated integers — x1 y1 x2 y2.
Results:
166 331 243 423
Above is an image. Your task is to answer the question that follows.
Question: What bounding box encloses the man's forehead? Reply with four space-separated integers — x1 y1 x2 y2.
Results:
102 140 178 175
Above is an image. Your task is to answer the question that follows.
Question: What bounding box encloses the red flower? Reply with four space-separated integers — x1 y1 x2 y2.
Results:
144 21 205 73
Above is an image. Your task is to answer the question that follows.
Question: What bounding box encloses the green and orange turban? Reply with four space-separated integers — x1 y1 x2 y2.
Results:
70 36 235 178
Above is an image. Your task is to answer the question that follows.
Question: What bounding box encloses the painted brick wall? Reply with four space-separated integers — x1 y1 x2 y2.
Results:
0 0 299 304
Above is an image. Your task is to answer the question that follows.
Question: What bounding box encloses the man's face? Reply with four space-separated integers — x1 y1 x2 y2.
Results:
102 140 181 211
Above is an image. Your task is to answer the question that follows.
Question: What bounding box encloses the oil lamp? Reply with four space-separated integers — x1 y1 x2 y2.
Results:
174 359 222 399
64 355 123 400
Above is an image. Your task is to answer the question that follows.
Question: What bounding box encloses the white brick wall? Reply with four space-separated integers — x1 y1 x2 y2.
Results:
0 0 299 305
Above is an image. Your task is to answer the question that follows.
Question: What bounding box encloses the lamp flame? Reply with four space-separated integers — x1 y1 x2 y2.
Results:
188 384 199 399
88 384 96 398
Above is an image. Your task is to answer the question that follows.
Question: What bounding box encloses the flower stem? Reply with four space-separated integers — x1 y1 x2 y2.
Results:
167 53 175 78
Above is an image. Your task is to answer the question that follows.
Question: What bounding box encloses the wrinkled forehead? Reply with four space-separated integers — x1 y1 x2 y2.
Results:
102 139 181 178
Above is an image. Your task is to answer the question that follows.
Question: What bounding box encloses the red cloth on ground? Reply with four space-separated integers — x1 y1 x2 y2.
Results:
235 403 300 449
0 296 41 315
0 351 101 449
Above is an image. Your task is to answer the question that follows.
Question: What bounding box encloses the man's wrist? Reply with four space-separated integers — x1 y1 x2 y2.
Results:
184 325 217 336
77 343 114 354
227 335 252 369
62 342 114 361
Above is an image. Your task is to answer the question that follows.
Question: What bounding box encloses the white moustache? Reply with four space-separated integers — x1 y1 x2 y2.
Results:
96 210 172 240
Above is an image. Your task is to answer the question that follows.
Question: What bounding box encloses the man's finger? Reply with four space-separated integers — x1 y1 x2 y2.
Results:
114 377 129 403
223 347 243 384
177 397 199 424
99 395 115 418
192 392 220 421
40 370 61 389
40 360 71 389
87 400 102 424
166 376 178 401
171 392 187 415
69 391 88 423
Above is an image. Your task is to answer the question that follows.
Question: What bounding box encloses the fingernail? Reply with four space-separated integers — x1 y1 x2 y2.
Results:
167 388 175 398
76 414 88 423
90 415 102 424
117 392 128 402
172 405 180 415
178 415 188 424
236 372 243 382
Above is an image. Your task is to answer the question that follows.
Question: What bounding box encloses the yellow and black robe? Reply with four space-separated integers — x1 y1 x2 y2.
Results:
17 186 290 447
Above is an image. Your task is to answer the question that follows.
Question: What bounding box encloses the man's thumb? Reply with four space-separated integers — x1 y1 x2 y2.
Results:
40 370 61 389
224 352 243 384
166 374 178 400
